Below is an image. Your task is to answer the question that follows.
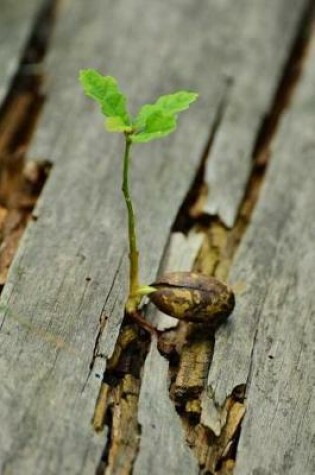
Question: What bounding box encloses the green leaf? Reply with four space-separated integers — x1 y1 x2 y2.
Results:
156 91 199 114
131 110 176 143
79 69 130 126
132 90 198 143
105 117 133 133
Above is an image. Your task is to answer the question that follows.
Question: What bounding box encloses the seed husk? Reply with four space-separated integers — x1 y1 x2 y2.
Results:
149 272 235 327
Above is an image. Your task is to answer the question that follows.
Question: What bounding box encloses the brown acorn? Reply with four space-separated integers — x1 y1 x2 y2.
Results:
148 272 235 327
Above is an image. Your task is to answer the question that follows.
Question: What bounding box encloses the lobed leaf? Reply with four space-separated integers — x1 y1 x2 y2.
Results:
156 91 199 114
131 110 176 143
132 90 198 143
79 69 130 126
79 71 198 142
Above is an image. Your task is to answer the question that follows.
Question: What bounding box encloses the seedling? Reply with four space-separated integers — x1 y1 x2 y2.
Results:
79 70 235 329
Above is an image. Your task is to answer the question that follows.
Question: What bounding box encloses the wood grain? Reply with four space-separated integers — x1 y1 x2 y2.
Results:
234 32 315 475
0 0 312 473
204 0 312 228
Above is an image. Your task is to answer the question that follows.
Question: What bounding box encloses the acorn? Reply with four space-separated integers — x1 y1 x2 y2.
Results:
148 272 235 327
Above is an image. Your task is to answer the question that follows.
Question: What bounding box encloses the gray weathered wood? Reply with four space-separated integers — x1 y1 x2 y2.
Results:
149 231 204 331
207 32 315 475
0 0 312 473
234 36 315 475
134 338 199 475
204 0 311 227
0 0 42 104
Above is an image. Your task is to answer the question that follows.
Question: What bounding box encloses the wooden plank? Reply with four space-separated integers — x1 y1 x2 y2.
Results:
0 0 230 472
134 339 199 475
0 0 42 105
204 0 312 227
0 1 311 474
134 230 204 475
206 32 315 475
234 34 315 475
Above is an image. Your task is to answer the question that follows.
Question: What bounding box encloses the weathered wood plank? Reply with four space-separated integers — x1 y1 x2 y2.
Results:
207 32 315 475
135 338 199 475
0 0 43 104
234 34 315 475
0 0 311 474
0 0 229 472
204 0 312 227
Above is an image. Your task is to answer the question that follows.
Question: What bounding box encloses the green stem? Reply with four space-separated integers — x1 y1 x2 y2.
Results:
122 134 140 312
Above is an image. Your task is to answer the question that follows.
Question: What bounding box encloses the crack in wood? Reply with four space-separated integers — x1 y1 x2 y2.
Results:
0 0 58 153
148 5 315 474
92 323 151 475
156 308 247 474
252 1 315 167
0 0 58 291
172 78 233 234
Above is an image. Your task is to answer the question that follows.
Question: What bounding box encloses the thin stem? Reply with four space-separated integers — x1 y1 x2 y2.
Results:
122 134 140 312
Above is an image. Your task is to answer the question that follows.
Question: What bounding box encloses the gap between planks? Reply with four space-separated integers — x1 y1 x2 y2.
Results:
0 0 58 290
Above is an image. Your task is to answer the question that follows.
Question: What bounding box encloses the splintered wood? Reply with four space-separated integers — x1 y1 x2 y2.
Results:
0 1 314 474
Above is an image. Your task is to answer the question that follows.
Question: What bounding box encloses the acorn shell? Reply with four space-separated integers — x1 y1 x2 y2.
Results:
149 272 235 326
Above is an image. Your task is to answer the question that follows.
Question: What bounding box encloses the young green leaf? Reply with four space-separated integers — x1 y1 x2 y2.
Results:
132 90 198 143
131 110 176 143
155 91 199 114
79 69 130 126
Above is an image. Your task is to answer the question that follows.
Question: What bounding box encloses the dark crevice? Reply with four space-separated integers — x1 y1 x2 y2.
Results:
95 407 114 475
173 0 314 242
156 317 246 475
0 0 58 154
228 0 315 237
83 254 125 393
0 0 58 292
172 77 233 234
253 0 315 164
92 319 151 475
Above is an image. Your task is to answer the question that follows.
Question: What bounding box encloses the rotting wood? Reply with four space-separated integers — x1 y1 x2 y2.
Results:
0 159 51 287
0 1 313 474
93 230 204 474
0 0 58 147
93 324 150 475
